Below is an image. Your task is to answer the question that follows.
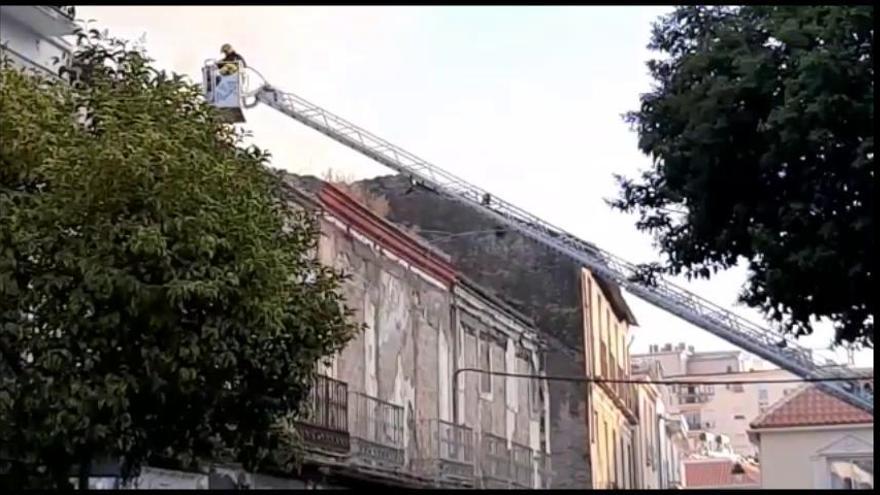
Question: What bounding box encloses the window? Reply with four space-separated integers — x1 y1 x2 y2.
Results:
646 403 655 466
529 361 541 413
591 410 598 443
628 443 637 489
731 383 744 393
587 278 592 309
734 414 746 420
480 338 492 394
600 340 608 376
684 411 701 430
604 421 611 483
829 457 873 490
612 430 618 485
758 388 769 401
726 365 733 373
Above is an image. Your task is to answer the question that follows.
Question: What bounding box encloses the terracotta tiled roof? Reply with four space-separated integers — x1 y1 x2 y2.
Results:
750 385 873 429
684 459 760 488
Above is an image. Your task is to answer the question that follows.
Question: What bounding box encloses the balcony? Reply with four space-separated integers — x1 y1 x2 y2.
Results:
480 433 512 488
294 374 350 455
477 434 536 489
348 392 404 468
510 442 534 488
413 419 475 486
677 384 714 404
0 6 77 37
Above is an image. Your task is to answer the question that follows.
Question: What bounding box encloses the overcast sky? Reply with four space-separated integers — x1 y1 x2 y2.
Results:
77 6 872 367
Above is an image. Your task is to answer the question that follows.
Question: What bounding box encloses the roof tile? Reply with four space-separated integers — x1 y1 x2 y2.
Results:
684 459 760 488
750 385 873 429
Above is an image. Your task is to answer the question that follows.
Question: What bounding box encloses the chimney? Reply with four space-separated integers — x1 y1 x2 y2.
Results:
688 345 694 353
662 343 672 352
676 342 686 351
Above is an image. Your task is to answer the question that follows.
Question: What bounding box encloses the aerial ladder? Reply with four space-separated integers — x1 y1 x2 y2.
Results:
201 61 874 413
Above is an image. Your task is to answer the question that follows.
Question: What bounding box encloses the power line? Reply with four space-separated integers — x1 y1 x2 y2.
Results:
453 368 872 386
632 367 874 381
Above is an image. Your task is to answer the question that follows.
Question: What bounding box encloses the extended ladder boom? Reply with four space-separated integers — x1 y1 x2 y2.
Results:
255 85 873 413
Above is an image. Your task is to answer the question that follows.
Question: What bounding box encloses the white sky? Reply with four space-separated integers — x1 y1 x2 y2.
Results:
77 6 872 368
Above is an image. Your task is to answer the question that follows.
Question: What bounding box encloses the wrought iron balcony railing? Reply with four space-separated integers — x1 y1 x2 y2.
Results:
480 433 512 487
348 392 404 467
510 442 534 488
413 419 475 485
295 374 350 454
478 434 536 489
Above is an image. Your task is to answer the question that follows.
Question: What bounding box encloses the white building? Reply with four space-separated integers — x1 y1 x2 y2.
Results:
749 384 873 490
632 360 689 489
0 5 76 76
632 344 801 456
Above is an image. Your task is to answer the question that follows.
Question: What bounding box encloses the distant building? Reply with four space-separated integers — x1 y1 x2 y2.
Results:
748 384 873 490
632 345 801 456
0 6 76 76
632 360 688 489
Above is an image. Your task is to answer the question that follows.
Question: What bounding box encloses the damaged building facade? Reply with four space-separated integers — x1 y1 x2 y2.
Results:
271 178 553 489
76 177 553 490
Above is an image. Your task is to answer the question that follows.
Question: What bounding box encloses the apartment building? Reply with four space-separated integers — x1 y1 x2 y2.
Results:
632 360 688 489
582 269 639 489
0 5 76 76
279 177 552 488
632 344 801 456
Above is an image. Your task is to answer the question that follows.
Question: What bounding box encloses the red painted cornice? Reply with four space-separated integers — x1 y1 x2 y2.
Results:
318 183 457 288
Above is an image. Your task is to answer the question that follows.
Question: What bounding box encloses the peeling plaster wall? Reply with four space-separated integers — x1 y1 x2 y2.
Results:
315 207 551 486
454 286 550 464
358 174 596 489
319 216 449 467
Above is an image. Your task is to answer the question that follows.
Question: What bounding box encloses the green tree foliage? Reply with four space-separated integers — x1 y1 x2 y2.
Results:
613 6 874 347
0 29 358 488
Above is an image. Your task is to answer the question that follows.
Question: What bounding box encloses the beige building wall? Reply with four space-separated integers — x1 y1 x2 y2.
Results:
582 268 638 489
633 346 803 457
679 368 799 455
753 425 873 489
685 351 744 375
638 351 688 376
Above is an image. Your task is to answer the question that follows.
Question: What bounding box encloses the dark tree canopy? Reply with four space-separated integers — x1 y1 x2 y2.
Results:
0 29 357 488
613 6 873 347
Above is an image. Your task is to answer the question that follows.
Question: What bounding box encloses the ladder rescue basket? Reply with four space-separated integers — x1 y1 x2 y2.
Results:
202 60 246 123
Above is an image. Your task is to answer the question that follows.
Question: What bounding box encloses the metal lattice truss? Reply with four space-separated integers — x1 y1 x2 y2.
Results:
255 86 873 413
